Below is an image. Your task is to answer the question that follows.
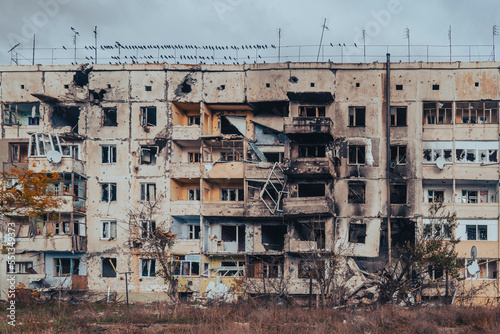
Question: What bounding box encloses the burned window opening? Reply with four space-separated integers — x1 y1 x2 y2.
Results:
73 68 90 87
102 107 117 126
348 145 365 165
390 183 407 204
349 223 367 243
263 152 284 163
390 145 407 165
262 225 287 251
348 181 365 204
298 145 326 158
294 221 325 249
102 258 117 277
52 106 80 133
349 106 366 127
181 81 192 93
298 183 325 197
298 106 326 117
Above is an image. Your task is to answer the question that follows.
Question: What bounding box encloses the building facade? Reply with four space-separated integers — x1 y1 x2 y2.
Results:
0 61 499 302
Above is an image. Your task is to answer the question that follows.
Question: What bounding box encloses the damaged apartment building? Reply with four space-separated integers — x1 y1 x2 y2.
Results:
1 60 499 302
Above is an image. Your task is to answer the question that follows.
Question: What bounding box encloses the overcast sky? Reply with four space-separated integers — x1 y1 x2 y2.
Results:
1 0 500 65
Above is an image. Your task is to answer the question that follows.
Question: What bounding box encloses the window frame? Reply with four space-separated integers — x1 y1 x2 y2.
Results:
348 106 366 127
348 145 366 165
140 183 157 202
390 106 407 126
139 146 158 165
100 145 117 164
140 106 157 127
390 145 407 165
220 188 244 201
101 221 117 240
140 220 156 239
101 183 117 202
348 181 366 204
188 188 201 201
348 223 367 244
102 107 118 127
140 258 156 277
298 106 326 117
6 261 34 274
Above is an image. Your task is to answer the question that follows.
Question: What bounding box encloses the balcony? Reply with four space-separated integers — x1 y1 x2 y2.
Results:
15 234 87 252
205 161 244 179
56 195 86 214
201 201 245 217
282 197 333 216
244 201 282 217
422 163 498 180
172 125 202 141
2 162 28 172
29 157 85 175
285 158 334 178
171 201 201 216
284 117 333 140
170 163 203 179
245 162 284 179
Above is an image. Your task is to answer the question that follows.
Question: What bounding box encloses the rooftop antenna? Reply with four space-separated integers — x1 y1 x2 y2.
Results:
8 42 20 65
362 29 366 62
71 27 79 63
448 25 452 61
493 25 498 61
94 26 98 64
403 27 410 62
278 28 281 62
316 18 329 62
32 34 35 65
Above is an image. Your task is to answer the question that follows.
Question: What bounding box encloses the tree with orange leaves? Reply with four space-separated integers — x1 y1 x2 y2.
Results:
0 169 61 217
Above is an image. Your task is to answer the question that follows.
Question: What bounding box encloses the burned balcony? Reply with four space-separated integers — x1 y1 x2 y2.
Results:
205 223 248 254
283 182 333 216
284 117 333 140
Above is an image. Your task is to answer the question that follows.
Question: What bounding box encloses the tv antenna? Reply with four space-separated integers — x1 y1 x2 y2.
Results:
448 25 452 61
403 27 410 62
8 43 20 65
362 29 366 62
493 25 498 61
71 27 79 63
94 26 98 64
316 18 329 62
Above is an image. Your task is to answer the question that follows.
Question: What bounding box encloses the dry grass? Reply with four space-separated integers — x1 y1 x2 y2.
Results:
1 301 499 333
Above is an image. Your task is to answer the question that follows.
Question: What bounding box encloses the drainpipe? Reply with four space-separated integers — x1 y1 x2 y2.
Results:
386 53 392 265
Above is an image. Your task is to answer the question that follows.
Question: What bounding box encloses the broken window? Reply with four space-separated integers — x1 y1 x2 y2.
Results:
3 103 40 126
348 145 365 165
101 145 117 164
463 259 499 279
461 190 481 203
221 225 245 251
294 222 325 249
349 223 367 243
188 188 201 201
390 107 407 126
61 144 79 159
423 148 453 163
101 183 117 202
102 258 117 277
220 151 240 161
101 221 117 240
427 190 444 203
9 143 28 163
246 257 283 278
298 183 325 197
298 259 324 279
390 145 407 165
189 152 201 163
221 188 244 201
140 183 156 202
390 183 407 204
141 220 156 239
140 259 156 277
456 101 498 124
298 145 326 158
261 225 287 251
466 225 488 241
348 181 365 204
102 107 118 126
173 255 200 276
52 106 80 133
139 146 158 165
298 106 326 117
423 102 452 125
423 221 452 240
54 258 80 276
348 106 366 127
263 152 284 163
189 224 200 239
188 115 200 125
7 262 34 274
455 146 498 163
140 106 157 126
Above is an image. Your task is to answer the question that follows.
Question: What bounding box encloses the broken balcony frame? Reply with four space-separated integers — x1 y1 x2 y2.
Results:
3 103 41 126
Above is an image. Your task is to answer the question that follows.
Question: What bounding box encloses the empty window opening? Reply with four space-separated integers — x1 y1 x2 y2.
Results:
141 259 156 277
9 143 29 163
3 103 40 126
64 84 69 89
101 221 117 240
20 84 25 89
266 83 270 88
423 102 452 125
298 145 326 158
101 145 117 164
356 82 360 87
189 225 200 239
220 115 246 136
396 84 403 90
107 84 112 89
55 258 80 276
140 183 156 202
173 255 200 276
102 107 118 126
349 223 366 243
294 221 325 249
427 190 444 203
432 84 440 90
220 151 240 161
390 145 407 165
263 152 284 163
310 82 315 87
140 146 158 165
221 225 246 251
390 107 407 126
145 85 152 91
349 106 366 127
188 115 200 125
102 258 117 277
140 106 157 126
101 183 117 202
298 183 325 197
188 188 201 201
189 152 201 163
221 188 244 201
466 225 488 241
298 106 326 117
262 225 287 251
475 82 479 87
348 181 365 204
52 106 80 133
7 261 34 274
390 183 407 204
348 145 366 165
